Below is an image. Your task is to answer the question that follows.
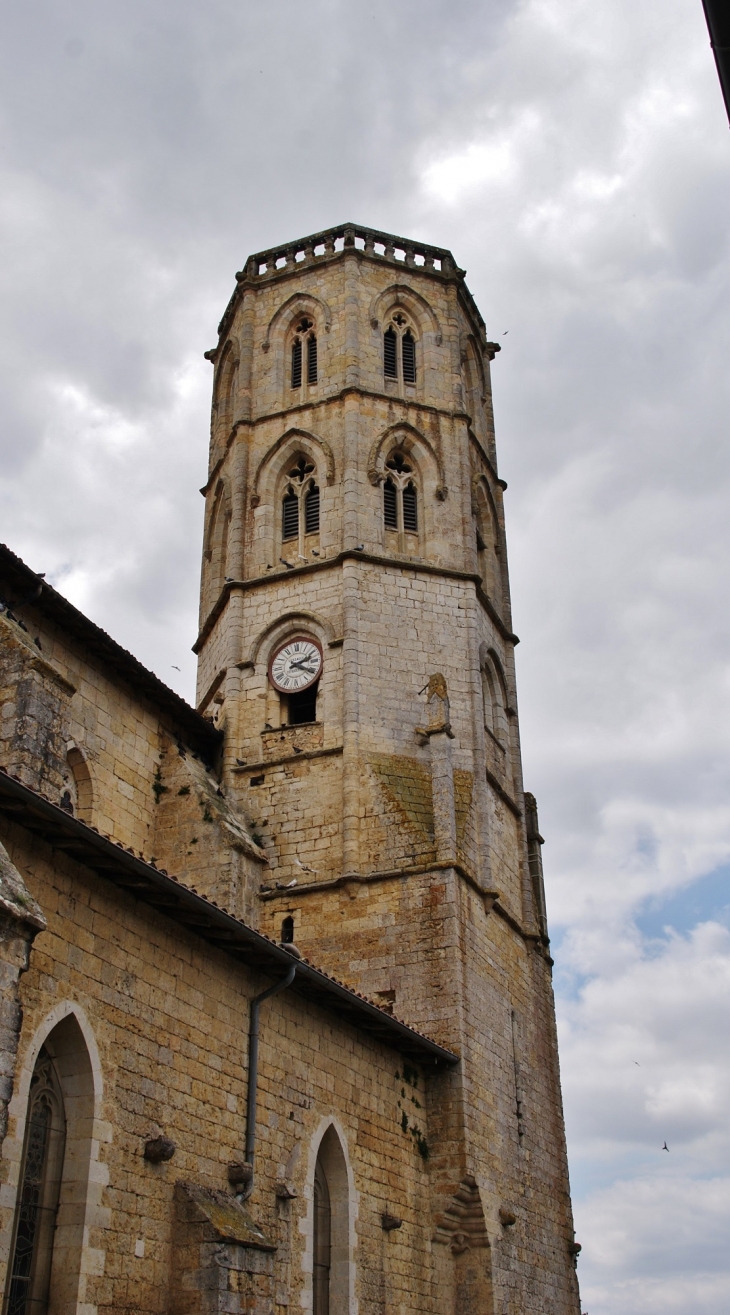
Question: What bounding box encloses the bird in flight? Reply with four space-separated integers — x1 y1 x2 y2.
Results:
662 1142 669 1152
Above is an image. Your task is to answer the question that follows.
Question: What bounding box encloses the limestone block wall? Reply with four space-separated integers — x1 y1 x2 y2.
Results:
0 607 163 852
0 841 45 1144
150 740 265 924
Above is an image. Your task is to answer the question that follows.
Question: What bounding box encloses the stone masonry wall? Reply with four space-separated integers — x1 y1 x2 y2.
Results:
0 819 436 1315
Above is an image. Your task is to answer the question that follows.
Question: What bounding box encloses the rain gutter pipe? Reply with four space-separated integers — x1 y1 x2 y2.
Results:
240 960 297 1199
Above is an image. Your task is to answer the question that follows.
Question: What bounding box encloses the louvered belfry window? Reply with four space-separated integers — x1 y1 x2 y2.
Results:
384 316 416 384
282 491 299 540
384 452 419 541
383 479 398 529
291 318 316 389
291 339 302 389
402 331 416 383
305 483 320 534
402 482 418 532
384 327 397 378
282 457 319 548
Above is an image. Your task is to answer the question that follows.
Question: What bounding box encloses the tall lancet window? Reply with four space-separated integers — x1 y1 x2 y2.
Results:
6 1047 67 1315
291 318 317 389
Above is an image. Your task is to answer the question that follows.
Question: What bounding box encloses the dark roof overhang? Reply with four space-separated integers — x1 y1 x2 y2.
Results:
0 543 221 763
702 0 730 126
0 768 458 1069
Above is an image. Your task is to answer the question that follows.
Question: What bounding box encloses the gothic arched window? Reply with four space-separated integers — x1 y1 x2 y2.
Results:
311 1127 350 1315
280 456 320 558
383 315 417 385
291 318 318 389
481 651 511 767
59 747 93 823
5 1047 66 1315
474 483 503 612
383 452 419 549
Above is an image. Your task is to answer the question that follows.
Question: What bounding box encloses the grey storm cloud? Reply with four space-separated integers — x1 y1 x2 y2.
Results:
2 2 730 1311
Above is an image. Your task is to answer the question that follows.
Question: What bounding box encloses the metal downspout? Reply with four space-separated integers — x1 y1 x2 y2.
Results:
238 961 297 1200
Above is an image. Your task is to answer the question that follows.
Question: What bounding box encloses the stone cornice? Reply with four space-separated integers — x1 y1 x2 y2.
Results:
259 859 549 956
213 223 493 355
193 551 519 653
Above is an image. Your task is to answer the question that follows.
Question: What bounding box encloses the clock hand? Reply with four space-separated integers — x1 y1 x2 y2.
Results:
289 661 316 674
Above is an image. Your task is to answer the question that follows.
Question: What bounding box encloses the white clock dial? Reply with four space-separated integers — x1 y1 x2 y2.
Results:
269 637 323 693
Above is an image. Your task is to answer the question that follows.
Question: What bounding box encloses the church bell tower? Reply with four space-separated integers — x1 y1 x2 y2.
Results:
195 224 579 1313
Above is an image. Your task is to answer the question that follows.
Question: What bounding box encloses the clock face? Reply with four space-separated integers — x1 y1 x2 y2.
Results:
269 636 323 693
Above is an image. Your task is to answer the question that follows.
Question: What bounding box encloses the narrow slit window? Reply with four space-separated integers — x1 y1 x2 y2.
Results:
383 479 398 529
291 339 302 389
402 482 418 532
305 484 320 535
307 336 318 385
282 491 299 540
402 331 416 383
281 915 294 944
384 327 397 378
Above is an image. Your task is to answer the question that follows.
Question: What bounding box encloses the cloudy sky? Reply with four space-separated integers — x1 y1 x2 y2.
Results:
1 1 729 1309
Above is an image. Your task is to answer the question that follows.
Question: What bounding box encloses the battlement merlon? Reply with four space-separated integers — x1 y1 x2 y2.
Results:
211 222 494 355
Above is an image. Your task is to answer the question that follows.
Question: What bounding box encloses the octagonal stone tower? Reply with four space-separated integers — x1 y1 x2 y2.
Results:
195 224 579 1314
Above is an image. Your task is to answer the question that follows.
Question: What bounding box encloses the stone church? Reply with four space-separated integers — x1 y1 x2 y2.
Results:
0 224 581 1315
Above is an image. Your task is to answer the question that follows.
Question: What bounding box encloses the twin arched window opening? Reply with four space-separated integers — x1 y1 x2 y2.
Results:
282 457 320 544
292 318 317 389
384 314 416 384
383 452 418 537
288 312 419 391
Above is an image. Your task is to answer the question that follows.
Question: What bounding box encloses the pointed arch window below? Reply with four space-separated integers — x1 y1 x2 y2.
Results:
6 1047 67 1315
